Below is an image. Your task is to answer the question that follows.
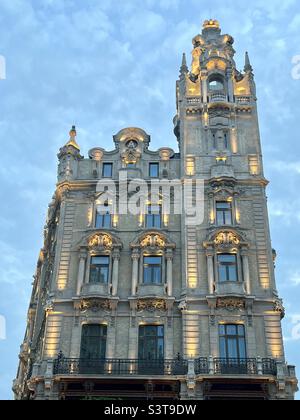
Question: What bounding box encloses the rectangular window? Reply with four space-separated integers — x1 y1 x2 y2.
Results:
143 256 162 284
80 324 107 374
149 163 159 178
127 162 136 168
146 204 162 229
138 325 164 360
219 324 246 359
90 256 110 284
95 204 111 228
217 254 238 282
216 201 233 225
102 163 113 178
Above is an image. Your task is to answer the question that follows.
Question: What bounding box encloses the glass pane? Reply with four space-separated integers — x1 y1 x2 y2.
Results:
92 256 109 265
143 267 151 284
228 265 237 282
226 325 238 335
153 267 162 284
99 267 109 283
219 265 227 282
227 338 238 358
238 325 245 336
225 211 232 225
144 257 161 265
219 337 227 358
238 338 246 358
103 163 112 177
149 163 159 178
219 325 226 336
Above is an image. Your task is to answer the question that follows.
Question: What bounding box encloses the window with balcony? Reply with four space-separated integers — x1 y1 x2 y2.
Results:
138 325 164 360
79 324 107 373
95 202 111 229
149 162 159 178
89 256 110 284
145 204 162 229
217 254 238 282
216 201 233 226
219 324 246 359
143 256 162 284
102 163 113 178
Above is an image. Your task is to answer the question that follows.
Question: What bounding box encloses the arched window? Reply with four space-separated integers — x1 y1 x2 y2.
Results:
208 76 224 91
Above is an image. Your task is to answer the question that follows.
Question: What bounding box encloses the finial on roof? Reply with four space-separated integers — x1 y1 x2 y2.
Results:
66 125 80 150
244 51 253 73
203 19 220 30
179 53 188 78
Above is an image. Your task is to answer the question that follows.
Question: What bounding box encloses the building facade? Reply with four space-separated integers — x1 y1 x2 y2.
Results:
14 20 297 400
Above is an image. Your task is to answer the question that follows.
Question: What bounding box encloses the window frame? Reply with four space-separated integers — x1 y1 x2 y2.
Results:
102 163 113 178
219 324 247 360
217 253 238 283
143 255 163 285
145 203 162 229
216 201 233 226
95 202 112 229
149 162 159 178
138 325 165 360
89 255 110 284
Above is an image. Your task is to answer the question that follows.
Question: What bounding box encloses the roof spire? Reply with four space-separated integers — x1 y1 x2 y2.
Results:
244 51 253 73
65 125 80 150
179 53 188 79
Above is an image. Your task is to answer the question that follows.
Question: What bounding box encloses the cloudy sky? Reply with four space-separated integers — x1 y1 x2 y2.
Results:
0 0 299 400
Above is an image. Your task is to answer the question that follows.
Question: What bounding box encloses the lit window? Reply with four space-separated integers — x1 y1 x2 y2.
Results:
146 204 162 229
102 163 113 178
90 256 110 284
218 254 238 282
186 158 195 176
143 256 162 284
216 202 233 226
149 163 159 178
96 203 111 229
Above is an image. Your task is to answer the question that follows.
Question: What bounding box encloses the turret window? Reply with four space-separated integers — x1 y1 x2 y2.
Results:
217 254 238 282
90 256 110 284
143 256 162 284
216 201 233 226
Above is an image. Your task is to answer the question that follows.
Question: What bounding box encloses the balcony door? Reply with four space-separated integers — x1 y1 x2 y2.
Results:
138 325 164 374
79 324 107 374
218 324 248 374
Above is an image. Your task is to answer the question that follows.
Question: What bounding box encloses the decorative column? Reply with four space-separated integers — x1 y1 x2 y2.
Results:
131 250 140 296
201 73 208 103
226 68 234 102
111 250 120 297
206 248 215 295
241 249 251 295
76 250 87 296
166 250 173 297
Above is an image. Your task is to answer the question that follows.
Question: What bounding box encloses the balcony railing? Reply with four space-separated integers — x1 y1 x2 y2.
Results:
53 357 188 376
209 92 228 103
53 356 277 377
214 358 258 375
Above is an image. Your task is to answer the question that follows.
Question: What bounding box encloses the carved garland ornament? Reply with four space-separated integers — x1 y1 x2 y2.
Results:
140 234 165 249
80 299 112 313
217 298 245 312
137 299 167 313
214 232 240 246
88 234 113 251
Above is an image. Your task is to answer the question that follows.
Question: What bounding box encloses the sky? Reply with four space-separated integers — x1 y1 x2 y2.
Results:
0 0 299 400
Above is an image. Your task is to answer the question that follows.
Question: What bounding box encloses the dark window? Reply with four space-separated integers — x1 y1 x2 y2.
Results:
90 256 110 284
143 256 162 284
80 324 107 359
149 163 159 178
224 132 229 149
218 254 238 282
95 203 111 228
209 77 224 91
138 325 164 360
219 324 246 359
146 204 162 228
102 163 113 178
216 201 233 225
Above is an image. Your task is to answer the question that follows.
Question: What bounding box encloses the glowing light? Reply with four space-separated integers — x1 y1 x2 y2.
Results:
186 157 195 176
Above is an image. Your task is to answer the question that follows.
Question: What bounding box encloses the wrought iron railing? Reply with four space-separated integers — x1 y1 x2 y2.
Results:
194 358 209 375
53 357 188 376
262 358 277 376
214 358 258 375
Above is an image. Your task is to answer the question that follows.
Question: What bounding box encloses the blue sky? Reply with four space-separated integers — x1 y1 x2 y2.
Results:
0 0 299 400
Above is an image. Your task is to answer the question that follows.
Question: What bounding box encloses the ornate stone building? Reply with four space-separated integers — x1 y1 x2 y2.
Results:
14 20 297 400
